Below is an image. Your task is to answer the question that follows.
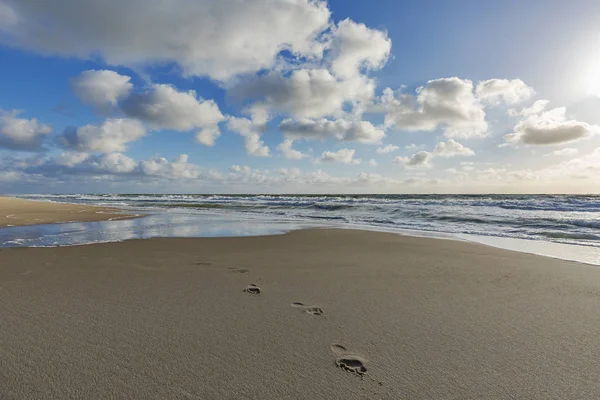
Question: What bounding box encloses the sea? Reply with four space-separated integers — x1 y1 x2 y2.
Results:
2 194 600 265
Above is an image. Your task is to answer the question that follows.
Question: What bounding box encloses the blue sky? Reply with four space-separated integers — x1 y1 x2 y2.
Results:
1 0 600 193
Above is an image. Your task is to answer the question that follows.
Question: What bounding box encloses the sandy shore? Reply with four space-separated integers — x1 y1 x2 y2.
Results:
2 229 600 399
0 197 135 227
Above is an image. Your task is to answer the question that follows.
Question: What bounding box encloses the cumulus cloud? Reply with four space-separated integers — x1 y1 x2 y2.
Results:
507 99 550 117
231 69 375 119
0 110 52 151
26 151 200 179
60 118 146 153
26 152 137 176
475 79 534 105
433 139 474 157
504 107 600 146
121 84 224 131
277 140 307 160
54 151 91 167
504 148 600 183
394 151 433 168
368 159 377 166
380 77 488 138
319 148 360 164
376 144 399 154
139 154 200 179
544 147 579 157
0 0 331 81
227 117 270 157
89 152 138 174
71 71 225 145
71 70 132 109
280 118 384 144
328 19 391 79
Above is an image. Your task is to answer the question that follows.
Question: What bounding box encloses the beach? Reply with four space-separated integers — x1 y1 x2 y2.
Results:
0 197 134 227
2 228 600 399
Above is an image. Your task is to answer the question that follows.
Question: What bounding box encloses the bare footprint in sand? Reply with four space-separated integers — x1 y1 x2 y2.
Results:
331 343 368 376
292 302 324 316
228 267 249 274
195 261 213 267
336 356 368 376
243 284 261 294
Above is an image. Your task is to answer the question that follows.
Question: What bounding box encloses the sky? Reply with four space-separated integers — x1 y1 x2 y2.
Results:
1 0 600 194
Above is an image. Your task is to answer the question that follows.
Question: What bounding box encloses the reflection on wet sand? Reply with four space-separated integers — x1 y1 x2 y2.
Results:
0 211 325 248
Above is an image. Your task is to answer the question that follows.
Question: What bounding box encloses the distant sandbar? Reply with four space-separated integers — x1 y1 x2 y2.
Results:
0 196 135 227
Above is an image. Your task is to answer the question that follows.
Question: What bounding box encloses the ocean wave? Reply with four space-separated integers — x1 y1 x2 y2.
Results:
12 193 600 249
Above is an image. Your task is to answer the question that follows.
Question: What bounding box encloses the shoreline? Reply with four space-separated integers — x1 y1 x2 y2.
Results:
0 197 600 266
0 196 137 227
2 229 600 399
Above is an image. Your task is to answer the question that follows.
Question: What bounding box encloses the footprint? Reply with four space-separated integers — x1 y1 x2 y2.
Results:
330 344 347 355
195 261 213 266
336 356 368 376
331 343 368 376
228 267 249 274
291 302 324 316
243 284 261 295
305 307 324 316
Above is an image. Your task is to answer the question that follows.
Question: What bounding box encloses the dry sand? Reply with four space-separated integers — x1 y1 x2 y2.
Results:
0 197 135 227
2 229 600 399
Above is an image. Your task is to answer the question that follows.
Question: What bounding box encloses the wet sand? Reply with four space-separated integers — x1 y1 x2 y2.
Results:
0 197 134 227
2 229 600 399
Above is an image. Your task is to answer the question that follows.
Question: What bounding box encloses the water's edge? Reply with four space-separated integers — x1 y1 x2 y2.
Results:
1 208 599 266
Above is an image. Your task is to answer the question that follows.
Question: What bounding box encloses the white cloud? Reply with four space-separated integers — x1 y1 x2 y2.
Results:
507 99 549 117
506 148 600 182
328 19 391 79
90 152 138 174
0 2 17 28
231 68 375 119
27 151 200 179
394 151 433 168
368 159 377 166
280 118 384 144
0 170 22 182
227 117 270 157
55 152 91 167
139 154 200 179
504 107 600 146
433 139 474 157
230 165 251 174
319 148 360 164
71 70 133 109
0 0 331 81
71 72 225 146
0 110 52 151
475 79 534 105
380 77 488 138
376 144 399 154
121 83 224 133
60 118 146 153
277 140 307 160
195 126 221 147
544 147 579 157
